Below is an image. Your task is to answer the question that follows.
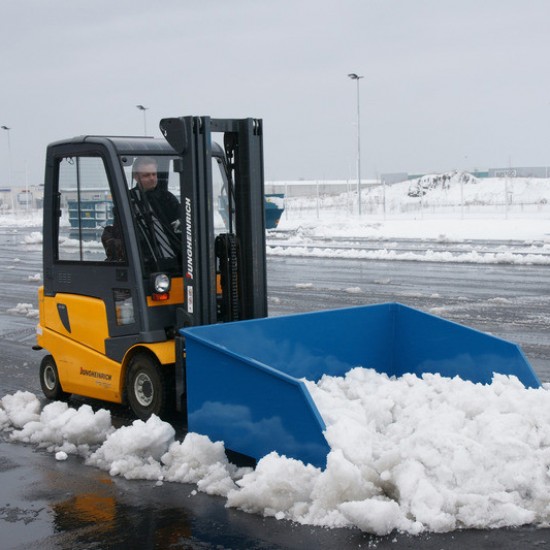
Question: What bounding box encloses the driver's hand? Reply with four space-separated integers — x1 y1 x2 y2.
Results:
171 219 181 233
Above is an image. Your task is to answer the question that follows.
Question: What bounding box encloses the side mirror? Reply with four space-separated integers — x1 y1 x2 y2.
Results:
159 118 188 155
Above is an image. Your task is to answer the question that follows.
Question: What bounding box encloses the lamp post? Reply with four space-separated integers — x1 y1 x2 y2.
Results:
136 105 148 135
1 126 13 209
347 73 363 215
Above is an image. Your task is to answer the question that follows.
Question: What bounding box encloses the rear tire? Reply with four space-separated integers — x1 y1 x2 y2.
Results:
40 355 69 401
126 353 167 420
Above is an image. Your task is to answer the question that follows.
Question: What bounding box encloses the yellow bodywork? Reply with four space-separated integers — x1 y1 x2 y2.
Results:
36 287 175 404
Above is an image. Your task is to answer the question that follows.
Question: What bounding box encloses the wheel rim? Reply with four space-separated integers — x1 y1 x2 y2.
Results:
43 364 57 391
134 372 154 407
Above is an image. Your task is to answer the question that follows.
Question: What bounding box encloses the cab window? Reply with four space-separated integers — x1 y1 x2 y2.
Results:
56 155 120 263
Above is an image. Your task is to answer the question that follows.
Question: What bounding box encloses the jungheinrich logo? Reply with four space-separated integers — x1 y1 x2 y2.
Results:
80 367 112 381
185 197 193 280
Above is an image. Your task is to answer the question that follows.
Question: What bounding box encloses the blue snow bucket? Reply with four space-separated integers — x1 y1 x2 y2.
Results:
181 302 539 468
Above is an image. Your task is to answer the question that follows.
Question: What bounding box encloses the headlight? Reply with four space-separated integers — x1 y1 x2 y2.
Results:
154 273 171 293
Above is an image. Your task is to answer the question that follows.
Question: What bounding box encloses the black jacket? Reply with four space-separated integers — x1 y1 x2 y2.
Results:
102 185 181 267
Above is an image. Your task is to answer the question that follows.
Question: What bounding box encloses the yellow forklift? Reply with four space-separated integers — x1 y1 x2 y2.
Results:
35 116 268 419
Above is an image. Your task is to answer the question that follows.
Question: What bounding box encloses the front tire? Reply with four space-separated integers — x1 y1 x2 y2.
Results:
126 353 167 420
40 355 69 401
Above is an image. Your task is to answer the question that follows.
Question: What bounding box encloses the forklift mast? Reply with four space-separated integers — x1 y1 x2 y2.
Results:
161 116 268 329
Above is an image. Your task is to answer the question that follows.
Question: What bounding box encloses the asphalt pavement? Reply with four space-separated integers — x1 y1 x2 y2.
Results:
2 226 550 549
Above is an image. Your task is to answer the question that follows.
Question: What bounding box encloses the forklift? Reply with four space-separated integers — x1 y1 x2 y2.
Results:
34 116 544 468
35 116 268 419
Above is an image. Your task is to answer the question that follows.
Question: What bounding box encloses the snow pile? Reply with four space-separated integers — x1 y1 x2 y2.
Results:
408 171 478 197
8 397 113 456
7 302 39 318
161 432 246 496
278 175 550 241
269 176 550 251
0 391 41 429
88 414 175 480
0 211 42 227
276 214 550 242
267 242 550 265
3 370 550 536
23 231 43 244
304 369 550 534
402 174 550 209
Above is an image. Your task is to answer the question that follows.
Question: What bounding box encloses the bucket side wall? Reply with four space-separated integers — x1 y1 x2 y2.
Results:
184 335 331 468
184 303 397 381
393 305 540 388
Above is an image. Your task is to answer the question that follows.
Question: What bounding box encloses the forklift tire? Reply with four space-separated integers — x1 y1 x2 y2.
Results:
40 355 69 401
126 353 167 420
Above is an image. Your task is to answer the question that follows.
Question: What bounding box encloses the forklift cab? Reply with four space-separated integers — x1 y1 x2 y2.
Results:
37 117 267 418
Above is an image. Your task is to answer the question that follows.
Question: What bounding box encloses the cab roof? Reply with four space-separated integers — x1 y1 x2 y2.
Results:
48 135 224 156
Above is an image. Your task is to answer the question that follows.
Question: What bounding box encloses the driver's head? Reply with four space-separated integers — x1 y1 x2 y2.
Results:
133 156 158 191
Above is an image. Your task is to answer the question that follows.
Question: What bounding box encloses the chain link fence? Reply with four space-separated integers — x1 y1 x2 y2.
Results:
273 176 550 222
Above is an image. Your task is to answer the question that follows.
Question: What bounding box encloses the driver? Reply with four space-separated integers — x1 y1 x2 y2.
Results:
102 157 181 262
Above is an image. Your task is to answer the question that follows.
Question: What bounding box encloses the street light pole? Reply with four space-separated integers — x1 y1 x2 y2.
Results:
136 105 148 135
348 73 363 215
1 126 13 209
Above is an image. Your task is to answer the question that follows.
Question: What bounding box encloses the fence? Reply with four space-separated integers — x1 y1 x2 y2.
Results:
276 179 550 222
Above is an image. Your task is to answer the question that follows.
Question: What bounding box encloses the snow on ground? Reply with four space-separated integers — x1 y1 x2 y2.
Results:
3 371 550 536
275 216 550 246
5 174 550 251
6 302 39 318
2 174 550 536
0 210 42 228
267 239 550 265
268 174 550 264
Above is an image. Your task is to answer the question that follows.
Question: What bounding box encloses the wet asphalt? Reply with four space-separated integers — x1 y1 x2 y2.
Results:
3 438 550 550
2 227 550 548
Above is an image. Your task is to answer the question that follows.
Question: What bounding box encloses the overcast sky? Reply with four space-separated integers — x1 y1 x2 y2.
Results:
1 0 549 186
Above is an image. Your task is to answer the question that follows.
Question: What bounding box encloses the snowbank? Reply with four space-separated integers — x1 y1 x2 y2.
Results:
274 175 550 247
267 240 550 265
3 369 550 536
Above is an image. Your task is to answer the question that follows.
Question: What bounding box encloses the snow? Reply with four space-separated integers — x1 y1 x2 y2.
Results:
269 173 550 265
2 174 550 536
277 215 550 243
23 231 43 244
268 243 550 265
4 174 550 257
3 372 550 535
7 302 39 318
